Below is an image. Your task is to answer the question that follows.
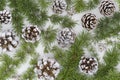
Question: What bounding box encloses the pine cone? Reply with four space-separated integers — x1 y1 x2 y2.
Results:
53 0 67 14
81 13 97 31
0 10 12 24
0 30 19 51
79 56 98 75
99 0 115 16
34 58 60 80
22 25 41 43
57 28 76 47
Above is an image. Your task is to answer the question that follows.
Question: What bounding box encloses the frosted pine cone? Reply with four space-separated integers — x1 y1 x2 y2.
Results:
57 28 76 47
34 58 60 80
53 0 67 14
0 30 19 51
79 56 98 75
22 25 41 43
81 13 97 31
0 10 12 24
99 0 115 16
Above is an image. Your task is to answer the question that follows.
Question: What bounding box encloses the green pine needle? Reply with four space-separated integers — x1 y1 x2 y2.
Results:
94 12 120 40
74 0 99 12
0 0 6 10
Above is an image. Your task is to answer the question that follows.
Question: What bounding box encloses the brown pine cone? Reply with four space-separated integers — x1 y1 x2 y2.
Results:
57 28 76 47
79 56 98 75
53 0 67 14
22 25 41 43
34 58 60 80
0 30 19 51
81 13 97 31
0 10 12 24
99 0 115 16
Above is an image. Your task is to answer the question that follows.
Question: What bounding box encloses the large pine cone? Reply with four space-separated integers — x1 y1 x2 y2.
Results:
53 0 67 14
34 58 60 80
22 25 41 43
57 28 76 47
0 10 12 24
99 0 115 16
81 13 97 31
79 56 98 75
0 30 19 51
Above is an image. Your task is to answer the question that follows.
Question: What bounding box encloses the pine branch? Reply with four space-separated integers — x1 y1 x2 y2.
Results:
54 32 93 80
38 0 51 10
11 9 24 35
0 54 15 80
61 16 76 28
0 0 6 10
94 46 120 79
74 0 99 12
104 70 120 80
49 14 64 24
94 12 120 40
50 15 76 28
41 26 57 53
21 56 39 80
21 67 35 80
9 0 48 26
0 40 38 79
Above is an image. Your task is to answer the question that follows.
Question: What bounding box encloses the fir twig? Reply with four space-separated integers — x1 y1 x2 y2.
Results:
0 0 6 10
50 15 76 28
41 26 57 53
9 0 48 26
74 0 99 12
54 32 92 80
94 12 120 40
94 46 120 79
38 0 51 10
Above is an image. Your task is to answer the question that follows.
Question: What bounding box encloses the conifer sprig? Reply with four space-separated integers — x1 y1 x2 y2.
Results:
74 0 99 12
0 0 6 10
94 12 120 40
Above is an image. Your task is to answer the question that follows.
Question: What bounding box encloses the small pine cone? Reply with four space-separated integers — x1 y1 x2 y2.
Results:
99 0 115 16
79 56 98 75
22 25 41 43
34 58 60 80
53 0 67 14
0 10 12 24
0 30 19 51
81 13 97 31
57 28 76 47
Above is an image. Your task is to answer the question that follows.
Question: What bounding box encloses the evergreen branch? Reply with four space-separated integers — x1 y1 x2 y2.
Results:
94 12 120 40
0 54 15 80
49 14 64 24
21 55 39 80
21 67 35 80
61 16 76 28
74 0 99 12
11 9 24 35
54 32 92 80
104 70 120 80
51 46 68 65
41 26 57 53
9 0 48 26
94 46 120 79
38 0 51 10
0 0 6 10
0 40 38 79
50 15 76 28
9 0 24 35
